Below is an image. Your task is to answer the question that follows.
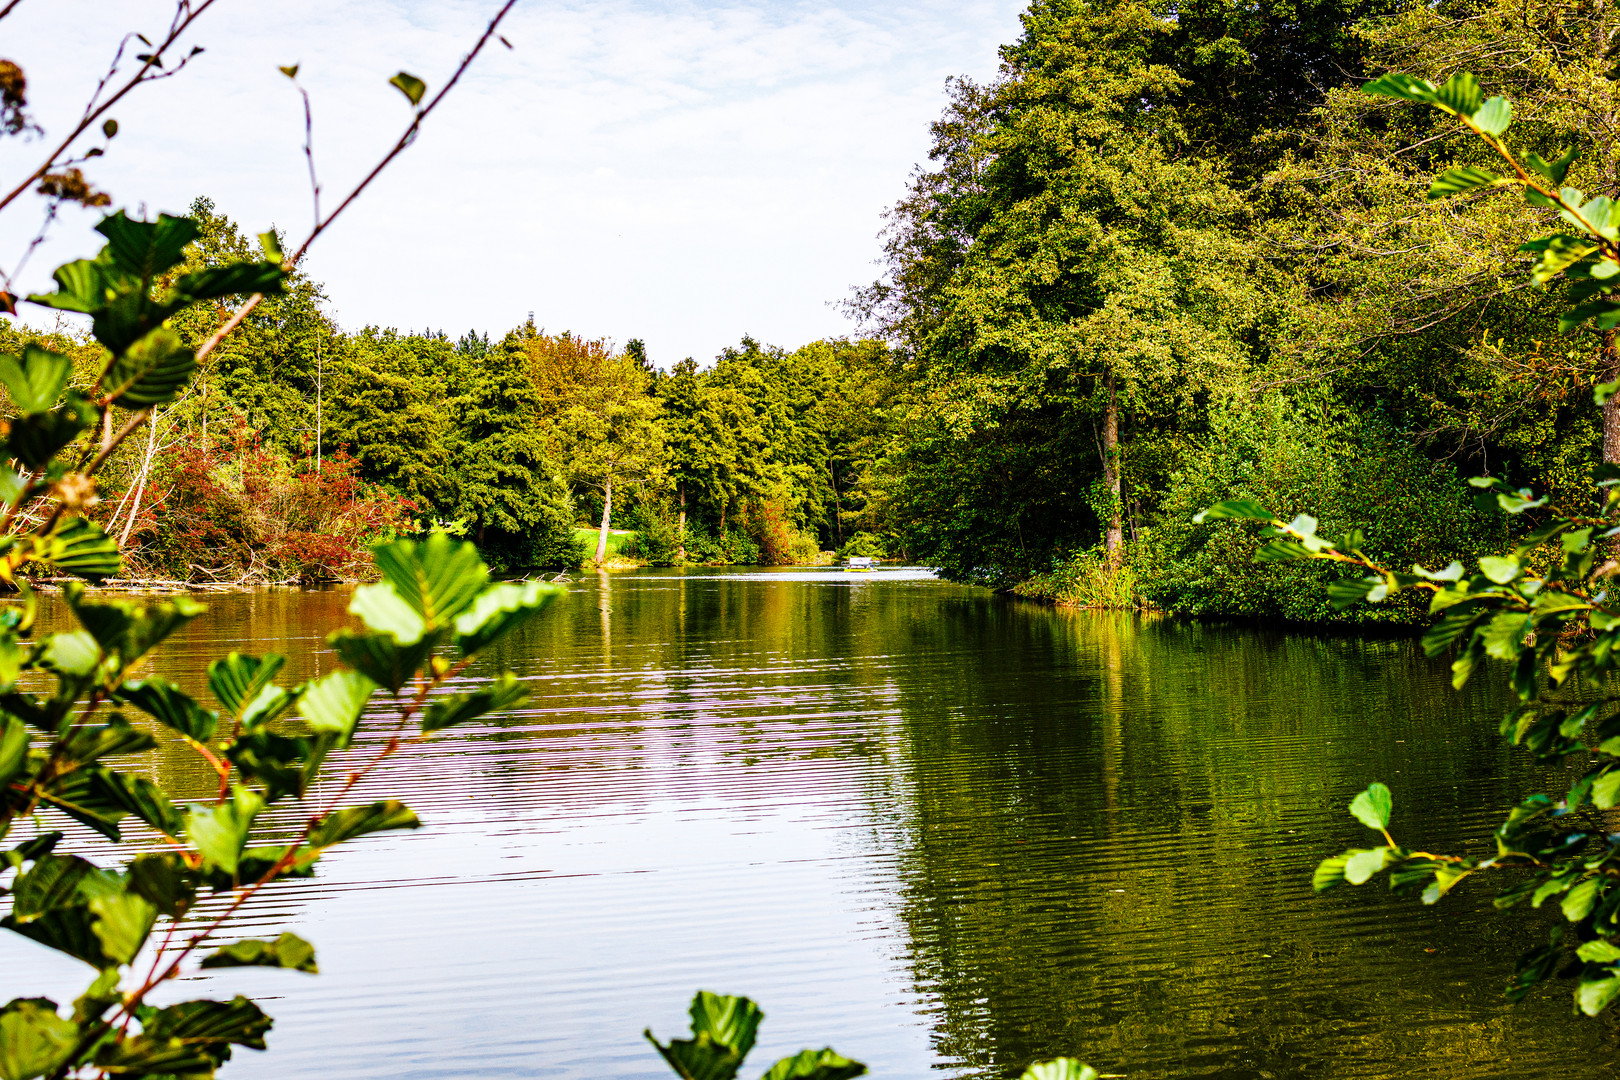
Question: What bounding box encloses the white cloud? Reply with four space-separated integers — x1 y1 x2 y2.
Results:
0 0 1023 365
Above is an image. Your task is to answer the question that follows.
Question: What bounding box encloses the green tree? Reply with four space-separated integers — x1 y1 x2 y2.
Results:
860 0 1263 577
556 352 665 562
448 327 581 570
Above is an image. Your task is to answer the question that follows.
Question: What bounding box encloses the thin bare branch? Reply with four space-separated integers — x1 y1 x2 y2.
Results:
0 0 224 217
288 0 519 264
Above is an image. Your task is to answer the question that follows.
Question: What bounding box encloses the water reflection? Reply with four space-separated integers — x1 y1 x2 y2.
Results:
4 572 1618 1079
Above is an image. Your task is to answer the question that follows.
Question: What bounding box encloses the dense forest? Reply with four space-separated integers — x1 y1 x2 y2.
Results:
3 0 1613 625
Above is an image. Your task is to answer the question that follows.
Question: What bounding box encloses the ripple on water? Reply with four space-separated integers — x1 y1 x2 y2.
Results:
5 572 1617 1079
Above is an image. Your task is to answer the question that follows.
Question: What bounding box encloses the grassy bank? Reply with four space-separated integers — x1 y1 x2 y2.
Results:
575 526 644 568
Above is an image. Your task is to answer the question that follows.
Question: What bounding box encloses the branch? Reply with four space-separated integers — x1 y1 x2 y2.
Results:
0 0 224 216
287 0 519 265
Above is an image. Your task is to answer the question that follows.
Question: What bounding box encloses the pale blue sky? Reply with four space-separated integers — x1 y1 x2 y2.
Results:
1 0 1025 365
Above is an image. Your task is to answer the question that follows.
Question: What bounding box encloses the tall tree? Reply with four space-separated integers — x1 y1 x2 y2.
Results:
557 352 666 561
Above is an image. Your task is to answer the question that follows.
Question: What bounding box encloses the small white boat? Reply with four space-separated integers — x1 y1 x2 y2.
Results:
844 556 875 571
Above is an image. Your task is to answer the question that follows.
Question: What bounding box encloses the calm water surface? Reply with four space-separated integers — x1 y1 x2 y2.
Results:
6 566 1620 1078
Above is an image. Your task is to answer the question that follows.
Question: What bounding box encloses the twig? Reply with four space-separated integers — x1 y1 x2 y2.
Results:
0 0 223 217
287 0 520 265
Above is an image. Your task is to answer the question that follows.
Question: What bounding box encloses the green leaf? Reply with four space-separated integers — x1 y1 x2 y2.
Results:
5 853 103 921
1019 1062 1099 1080
688 992 762 1057
326 628 434 693
1 908 109 968
6 392 96 471
1192 498 1274 523
307 799 420 850
453 580 562 655
1327 577 1380 610
88 891 156 965
389 71 426 106
372 532 489 629
1478 556 1521 584
186 787 265 875
71 969 121 1025
143 994 272 1054
297 669 375 748
66 588 206 668
1434 71 1483 115
759 1050 868 1080
26 258 106 314
1480 611 1531 661
43 768 133 841
1578 940 1620 963
171 262 286 304
206 653 287 722
1361 72 1438 103
87 767 184 835
1255 539 1314 561
225 730 332 802
0 714 27 788
32 518 121 583
1313 854 1349 892
1349 783 1393 831
420 672 529 733
125 853 195 918
115 678 217 742
1579 974 1620 1016
0 346 71 415
93 1034 216 1076
1421 865 1470 905
0 998 79 1080
58 717 154 764
95 211 199 281
1527 145 1579 184
200 932 317 974
1414 561 1464 582
1473 94 1511 135
1527 234 1598 284
1564 877 1603 922
98 326 196 409
349 582 427 644
1344 847 1389 885
239 682 299 730
1559 298 1620 333
1428 165 1500 200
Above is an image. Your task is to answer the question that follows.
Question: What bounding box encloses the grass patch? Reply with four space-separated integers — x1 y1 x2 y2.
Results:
574 527 638 560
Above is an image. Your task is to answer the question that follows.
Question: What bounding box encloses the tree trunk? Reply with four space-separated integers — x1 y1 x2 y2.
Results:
677 482 686 563
830 462 843 545
1102 370 1123 563
595 479 613 563
114 409 162 548
1604 329 1620 466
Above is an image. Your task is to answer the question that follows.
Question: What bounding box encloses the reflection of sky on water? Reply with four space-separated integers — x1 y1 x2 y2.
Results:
6 571 1614 1079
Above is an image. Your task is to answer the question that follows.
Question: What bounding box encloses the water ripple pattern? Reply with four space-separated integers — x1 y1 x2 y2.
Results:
4 568 1615 1079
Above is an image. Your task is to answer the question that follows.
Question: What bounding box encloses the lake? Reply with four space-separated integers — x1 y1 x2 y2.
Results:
5 566 1618 1078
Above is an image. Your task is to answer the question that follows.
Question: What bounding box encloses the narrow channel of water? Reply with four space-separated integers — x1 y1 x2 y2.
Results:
6 567 1618 1078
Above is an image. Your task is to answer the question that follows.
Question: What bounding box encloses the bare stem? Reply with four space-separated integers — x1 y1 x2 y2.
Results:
0 0 225 217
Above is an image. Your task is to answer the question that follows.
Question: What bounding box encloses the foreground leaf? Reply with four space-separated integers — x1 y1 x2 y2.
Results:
199 932 317 974
0 998 79 1080
759 1049 867 1080
307 800 420 850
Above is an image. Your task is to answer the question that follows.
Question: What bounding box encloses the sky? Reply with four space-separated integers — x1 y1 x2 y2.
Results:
0 0 1026 367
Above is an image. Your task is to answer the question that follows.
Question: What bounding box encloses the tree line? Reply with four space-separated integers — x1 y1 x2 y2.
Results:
847 0 1620 621
0 197 909 582
5 0 1612 623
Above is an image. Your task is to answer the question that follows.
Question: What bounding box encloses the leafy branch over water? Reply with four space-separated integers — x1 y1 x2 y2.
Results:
1197 65 1620 1019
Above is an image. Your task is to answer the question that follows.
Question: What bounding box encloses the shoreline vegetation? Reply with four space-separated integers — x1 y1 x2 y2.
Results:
6 0 1618 628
